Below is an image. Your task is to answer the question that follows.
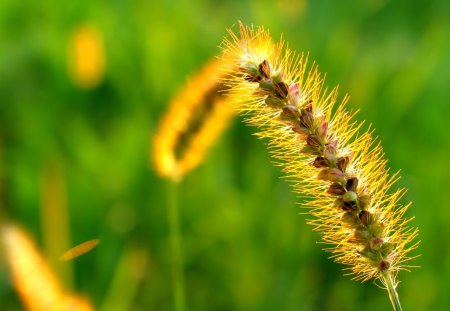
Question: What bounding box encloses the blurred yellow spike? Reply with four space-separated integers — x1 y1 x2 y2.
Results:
152 57 237 181
60 239 100 261
68 24 105 89
0 223 95 311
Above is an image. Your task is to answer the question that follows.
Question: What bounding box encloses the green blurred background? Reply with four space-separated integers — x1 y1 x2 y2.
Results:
0 0 449 310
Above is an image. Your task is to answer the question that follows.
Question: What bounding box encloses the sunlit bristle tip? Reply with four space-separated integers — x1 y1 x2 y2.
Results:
153 57 237 182
219 22 418 289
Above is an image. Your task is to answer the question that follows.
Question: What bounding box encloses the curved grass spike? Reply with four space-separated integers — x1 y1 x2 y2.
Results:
219 22 419 310
153 57 236 182
153 57 236 311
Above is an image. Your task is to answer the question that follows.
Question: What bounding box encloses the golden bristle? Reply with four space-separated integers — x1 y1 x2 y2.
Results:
68 24 105 89
153 57 236 181
0 223 94 311
60 296 95 311
219 22 418 287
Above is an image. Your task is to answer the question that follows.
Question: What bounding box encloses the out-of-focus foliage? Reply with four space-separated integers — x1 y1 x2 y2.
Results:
0 0 449 310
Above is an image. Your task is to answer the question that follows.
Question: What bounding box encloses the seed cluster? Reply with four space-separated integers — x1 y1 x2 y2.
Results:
240 58 398 274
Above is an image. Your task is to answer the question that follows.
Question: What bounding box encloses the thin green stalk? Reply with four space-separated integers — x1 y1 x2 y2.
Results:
167 180 186 311
383 272 403 311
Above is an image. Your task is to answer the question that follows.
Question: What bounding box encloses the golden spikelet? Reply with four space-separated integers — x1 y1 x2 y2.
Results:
60 239 100 261
219 22 418 304
68 24 105 89
0 223 94 311
153 57 236 181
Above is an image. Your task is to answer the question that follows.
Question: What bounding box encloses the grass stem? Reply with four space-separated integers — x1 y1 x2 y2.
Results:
167 180 186 311
383 272 403 311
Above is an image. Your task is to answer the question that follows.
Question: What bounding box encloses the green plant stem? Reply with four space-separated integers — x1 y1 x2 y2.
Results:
383 272 402 311
167 180 186 311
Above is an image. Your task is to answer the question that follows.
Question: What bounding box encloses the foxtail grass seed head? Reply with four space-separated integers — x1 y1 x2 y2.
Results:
0 223 94 311
153 57 236 181
219 22 418 290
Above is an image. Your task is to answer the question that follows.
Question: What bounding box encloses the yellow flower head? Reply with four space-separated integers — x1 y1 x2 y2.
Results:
153 57 236 181
219 22 418 290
